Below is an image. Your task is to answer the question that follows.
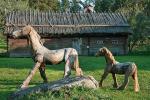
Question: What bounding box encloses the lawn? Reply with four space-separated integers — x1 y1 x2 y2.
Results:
0 56 150 100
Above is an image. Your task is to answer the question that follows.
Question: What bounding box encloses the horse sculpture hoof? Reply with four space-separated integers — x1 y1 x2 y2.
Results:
76 68 83 76
99 83 102 87
44 80 48 83
117 86 125 90
135 89 139 92
21 84 28 89
64 75 70 79
113 84 118 88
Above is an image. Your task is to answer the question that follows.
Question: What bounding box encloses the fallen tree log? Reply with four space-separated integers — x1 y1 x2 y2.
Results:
9 76 99 100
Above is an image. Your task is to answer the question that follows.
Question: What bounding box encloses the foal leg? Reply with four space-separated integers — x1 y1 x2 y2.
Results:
132 68 140 92
112 73 118 88
39 63 48 83
118 73 130 90
99 71 109 87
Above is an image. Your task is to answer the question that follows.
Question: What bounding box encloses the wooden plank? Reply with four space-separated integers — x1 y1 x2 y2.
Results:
108 12 115 25
25 10 28 24
67 12 72 33
111 13 117 25
22 11 26 25
120 12 128 23
45 11 48 34
48 10 52 34
17 11 20 25
62 13 66 34
6 23 129 27
41 12 44 34
75 13 81 34
8 12 12 33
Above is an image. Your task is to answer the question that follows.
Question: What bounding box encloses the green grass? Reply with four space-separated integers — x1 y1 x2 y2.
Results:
0 38 7 53
0 56 150 100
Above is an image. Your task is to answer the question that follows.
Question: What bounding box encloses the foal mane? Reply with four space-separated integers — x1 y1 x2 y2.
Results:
103 47 116 64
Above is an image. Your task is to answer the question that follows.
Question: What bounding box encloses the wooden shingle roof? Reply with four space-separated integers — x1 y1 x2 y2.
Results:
5 10 132 37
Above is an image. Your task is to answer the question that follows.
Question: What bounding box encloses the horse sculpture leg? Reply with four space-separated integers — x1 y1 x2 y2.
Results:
21 55 43 89
132 67 139 92
74 55 83 76
112 73 118 88
63 48 83 78
99 65 111 87
118 72 130 90
39 63 48 83
21 62 41 89
99 71 109 87
64 59 71 78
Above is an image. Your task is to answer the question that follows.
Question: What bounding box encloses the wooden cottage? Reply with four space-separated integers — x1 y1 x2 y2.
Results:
4 10 132 57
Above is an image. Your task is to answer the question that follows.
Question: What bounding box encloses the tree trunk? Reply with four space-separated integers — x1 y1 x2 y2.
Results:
8 76 99 100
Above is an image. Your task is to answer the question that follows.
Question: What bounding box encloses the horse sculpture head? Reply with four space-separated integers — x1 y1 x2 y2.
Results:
96 47 116 64
95 47 109 56
12 25 32 38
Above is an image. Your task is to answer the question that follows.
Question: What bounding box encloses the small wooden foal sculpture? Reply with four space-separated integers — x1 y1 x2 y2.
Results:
12 25 83 89
96 47 139 92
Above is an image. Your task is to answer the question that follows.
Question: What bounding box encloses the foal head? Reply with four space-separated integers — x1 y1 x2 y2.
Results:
96 47 116 64
95 47 109 56
12 25 32 38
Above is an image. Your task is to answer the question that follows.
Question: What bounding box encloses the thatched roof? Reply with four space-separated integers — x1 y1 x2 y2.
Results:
5 10 132 37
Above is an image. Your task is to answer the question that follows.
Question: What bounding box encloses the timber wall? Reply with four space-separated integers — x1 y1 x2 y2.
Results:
8 36 127 57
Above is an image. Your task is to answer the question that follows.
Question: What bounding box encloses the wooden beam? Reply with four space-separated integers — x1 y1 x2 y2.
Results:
5 23 130 27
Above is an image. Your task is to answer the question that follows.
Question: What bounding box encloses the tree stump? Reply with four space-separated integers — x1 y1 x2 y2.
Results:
9 76 99 100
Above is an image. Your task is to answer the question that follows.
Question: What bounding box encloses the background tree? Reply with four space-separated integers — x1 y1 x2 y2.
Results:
0 0 29 53
61 0 70 12
95 0 114 12
94 0 150 52
28 0 60 11
0 0 29 33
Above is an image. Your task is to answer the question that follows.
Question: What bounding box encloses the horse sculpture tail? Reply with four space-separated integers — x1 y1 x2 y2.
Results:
73 50 83 76
132 63 140 92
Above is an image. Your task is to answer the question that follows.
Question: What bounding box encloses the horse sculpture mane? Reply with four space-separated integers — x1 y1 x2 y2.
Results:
100 47 116 64
96 47 139 92
12 25 83 89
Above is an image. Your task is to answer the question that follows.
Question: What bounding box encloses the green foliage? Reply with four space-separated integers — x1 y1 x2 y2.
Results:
70 0 81 12
123 1 150 52
61 0 70 12
95 0 115 12
28 0 60 11
0 56 150 100
0 0 29 37
95 0 150 52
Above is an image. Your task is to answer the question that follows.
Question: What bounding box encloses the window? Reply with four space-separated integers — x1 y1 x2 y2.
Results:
96 40 104 44
112 40 118 44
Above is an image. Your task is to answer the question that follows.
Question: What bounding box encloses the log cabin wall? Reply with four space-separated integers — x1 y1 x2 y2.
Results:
8 38 30 57
8 36 127 57
88 36 127 55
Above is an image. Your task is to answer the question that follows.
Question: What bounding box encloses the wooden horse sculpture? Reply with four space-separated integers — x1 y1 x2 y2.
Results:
95 47 139 92
12 25 83 89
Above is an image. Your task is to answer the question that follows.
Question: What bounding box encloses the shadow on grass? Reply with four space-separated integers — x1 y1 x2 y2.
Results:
0 56 150 71
0 79 44 99
0 91 13 100
0 56 106 71
0 79 42 87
